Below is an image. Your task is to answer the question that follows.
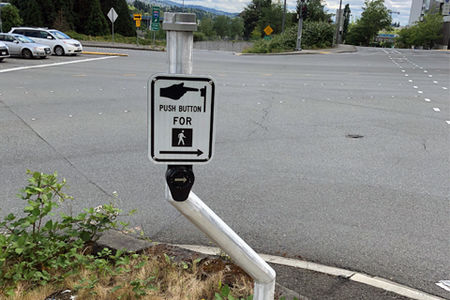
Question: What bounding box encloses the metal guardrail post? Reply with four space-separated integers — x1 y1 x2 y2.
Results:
162 12 276 300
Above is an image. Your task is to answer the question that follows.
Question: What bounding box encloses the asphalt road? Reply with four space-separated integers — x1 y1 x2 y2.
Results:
0 47 449 298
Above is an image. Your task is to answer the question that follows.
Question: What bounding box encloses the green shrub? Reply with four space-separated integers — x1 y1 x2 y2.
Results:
244 21 334 53
194 31 207 42
0 171 129 294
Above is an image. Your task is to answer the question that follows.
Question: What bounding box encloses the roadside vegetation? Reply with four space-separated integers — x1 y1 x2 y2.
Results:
243 0 335 53
66 31 165 47
0 171 253 299
396 14 443 49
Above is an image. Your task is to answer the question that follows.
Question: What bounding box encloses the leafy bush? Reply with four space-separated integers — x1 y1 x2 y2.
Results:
194 31 207 42
302 21 334 49
244 21 334 53
0 171 127 295
396 14 443 49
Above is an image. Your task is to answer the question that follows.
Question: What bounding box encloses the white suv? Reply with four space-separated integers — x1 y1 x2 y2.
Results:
9 27 82 56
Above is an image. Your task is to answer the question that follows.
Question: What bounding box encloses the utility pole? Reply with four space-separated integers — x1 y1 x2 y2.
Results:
282 0 287 33
296 0 304 51
334 0 343 45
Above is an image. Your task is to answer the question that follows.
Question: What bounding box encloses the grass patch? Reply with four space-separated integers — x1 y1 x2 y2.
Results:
0 171 253 299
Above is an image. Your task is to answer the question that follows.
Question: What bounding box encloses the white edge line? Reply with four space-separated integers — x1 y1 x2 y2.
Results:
0 56 118 73
174 244 445 300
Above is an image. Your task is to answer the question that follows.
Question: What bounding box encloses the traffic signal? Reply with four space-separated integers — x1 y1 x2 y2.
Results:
302 4 308 19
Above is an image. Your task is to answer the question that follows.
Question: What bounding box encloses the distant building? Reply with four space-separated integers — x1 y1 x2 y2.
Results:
408 0 450 48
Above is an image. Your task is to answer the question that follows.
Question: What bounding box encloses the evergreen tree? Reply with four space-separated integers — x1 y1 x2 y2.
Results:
342 4 351 42
99 0 135 36
0 4 22 32
11 0 44 27
241 0 271 39
52 0 74 30
37 0 56 27
74 0 108 35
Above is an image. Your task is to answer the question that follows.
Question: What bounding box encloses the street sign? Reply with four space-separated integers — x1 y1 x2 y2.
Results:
136 20 141 27
148 74 215 164
133 13 142 20
107 8 118 23
264 25 273 36
151 6 160 31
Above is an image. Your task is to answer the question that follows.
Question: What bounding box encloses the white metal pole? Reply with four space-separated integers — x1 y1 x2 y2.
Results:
166 190 276 299
162 12 276 299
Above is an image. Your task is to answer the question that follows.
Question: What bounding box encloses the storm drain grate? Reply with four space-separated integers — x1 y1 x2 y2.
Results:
346 134 364 139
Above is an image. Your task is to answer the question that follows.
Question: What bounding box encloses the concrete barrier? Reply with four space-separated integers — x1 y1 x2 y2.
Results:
194 41 254 52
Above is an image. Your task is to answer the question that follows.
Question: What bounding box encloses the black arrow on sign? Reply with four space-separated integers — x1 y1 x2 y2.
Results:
160 149 204 156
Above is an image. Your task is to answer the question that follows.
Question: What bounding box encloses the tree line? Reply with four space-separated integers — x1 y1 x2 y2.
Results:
3 0 135 36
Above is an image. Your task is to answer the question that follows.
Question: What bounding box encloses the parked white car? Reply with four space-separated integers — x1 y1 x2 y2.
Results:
0 41 10 62
9 27 82 56
0 33 51 58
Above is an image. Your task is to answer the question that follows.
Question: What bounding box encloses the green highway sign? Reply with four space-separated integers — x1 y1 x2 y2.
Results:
151 6 160 31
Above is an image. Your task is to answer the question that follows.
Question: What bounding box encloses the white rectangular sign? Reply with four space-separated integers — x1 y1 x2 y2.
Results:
148 74 215 164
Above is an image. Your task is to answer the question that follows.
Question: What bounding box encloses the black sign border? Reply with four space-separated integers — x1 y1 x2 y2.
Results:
150 75 215 163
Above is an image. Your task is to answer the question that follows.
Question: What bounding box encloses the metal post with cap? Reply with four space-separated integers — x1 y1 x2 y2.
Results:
153 12 276 300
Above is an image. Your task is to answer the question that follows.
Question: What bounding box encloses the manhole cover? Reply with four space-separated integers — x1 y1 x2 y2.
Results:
346 134 364 139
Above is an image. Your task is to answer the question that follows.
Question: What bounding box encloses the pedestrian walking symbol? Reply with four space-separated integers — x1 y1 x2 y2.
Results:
172 128 192 147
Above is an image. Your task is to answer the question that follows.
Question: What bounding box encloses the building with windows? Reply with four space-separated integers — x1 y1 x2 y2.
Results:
409 0 450 48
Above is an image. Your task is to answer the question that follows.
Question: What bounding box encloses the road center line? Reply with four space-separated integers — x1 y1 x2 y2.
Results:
433 107 441 112
0 56 119 74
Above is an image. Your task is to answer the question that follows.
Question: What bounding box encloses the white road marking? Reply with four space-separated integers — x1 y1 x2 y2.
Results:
424 70 428 73
98 112 103 115
418 91 423 94
425 98 431 102
31 118 36 121
408 80 413 82
442 87 448 90
175 244 445 300
402 70 406 72
428 75 432 77
405 74 409 77
446 121 450 125
413 86 418 89
433 108 440 112
68 114 73 118
433 81 438 84
0 56 118 73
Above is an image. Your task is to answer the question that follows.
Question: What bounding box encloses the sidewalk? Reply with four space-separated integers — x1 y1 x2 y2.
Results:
97 230 441 300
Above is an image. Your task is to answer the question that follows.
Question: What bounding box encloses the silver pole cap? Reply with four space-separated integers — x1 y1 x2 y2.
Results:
163 13 197 32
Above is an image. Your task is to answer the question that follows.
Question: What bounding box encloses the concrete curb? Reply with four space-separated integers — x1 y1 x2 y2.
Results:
82 51 128 57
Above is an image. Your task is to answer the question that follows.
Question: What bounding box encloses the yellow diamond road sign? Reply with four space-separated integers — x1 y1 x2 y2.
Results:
264 25 273 36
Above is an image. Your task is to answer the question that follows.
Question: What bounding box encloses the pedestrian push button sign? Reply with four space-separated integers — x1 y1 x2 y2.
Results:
148 74 215 164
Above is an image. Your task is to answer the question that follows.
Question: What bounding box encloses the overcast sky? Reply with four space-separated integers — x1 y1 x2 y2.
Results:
172 0 412 25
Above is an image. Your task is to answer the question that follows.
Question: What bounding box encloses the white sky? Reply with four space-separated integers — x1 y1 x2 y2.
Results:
171 0 412 25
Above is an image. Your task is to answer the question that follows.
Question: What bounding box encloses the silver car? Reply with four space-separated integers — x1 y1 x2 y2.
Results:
0 33 51 59
0 41 9 62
